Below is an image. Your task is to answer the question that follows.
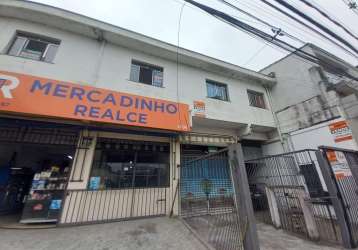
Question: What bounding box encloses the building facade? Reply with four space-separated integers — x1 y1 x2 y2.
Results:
261 43 358 154
0 0 277 227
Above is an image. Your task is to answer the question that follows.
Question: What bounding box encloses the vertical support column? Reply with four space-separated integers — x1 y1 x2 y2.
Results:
265 186 281 228
228 143 260 250
315 150 354 248
169 138 181 217
68 131 97 190
297 190 319 240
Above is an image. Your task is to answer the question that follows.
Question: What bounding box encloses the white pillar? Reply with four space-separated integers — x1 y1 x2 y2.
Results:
297 190 320 240
265 186 281 228
67 130 97 190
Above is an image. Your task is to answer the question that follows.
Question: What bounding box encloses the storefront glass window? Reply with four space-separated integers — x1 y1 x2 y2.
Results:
88 138 170 190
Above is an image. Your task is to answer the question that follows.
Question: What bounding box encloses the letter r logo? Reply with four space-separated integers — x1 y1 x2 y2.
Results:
0 74 20 99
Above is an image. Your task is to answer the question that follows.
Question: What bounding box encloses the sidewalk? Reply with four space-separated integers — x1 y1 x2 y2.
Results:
257 223 345 250
0 217 207 250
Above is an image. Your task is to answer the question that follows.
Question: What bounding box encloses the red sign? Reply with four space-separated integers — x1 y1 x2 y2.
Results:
193 100 206 117
329 120 352 143
0 71 190 131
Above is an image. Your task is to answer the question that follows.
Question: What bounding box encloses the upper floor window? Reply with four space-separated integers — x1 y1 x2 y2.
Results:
130 60 163 87
7 32 60 63
247 90 266 109
206 80 229 101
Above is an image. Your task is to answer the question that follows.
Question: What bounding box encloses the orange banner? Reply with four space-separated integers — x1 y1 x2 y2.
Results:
0 71 190 132
329 120 352 143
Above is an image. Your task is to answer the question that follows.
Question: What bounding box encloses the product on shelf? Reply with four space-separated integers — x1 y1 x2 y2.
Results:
20 165 69 224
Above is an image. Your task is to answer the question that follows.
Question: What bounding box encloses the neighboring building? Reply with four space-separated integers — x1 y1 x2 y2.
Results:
0 0 276 227
261 43 358 154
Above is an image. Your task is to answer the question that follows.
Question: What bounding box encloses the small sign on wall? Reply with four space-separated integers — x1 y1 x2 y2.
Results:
326 150 352 180
329 120 353 143
193 101 206 117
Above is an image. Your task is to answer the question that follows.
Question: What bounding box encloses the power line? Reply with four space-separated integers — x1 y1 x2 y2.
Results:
271 0 358 55
259 0 358 60
236 0 358 59
183 0 358 83
216 0 305 44
298 0 358 41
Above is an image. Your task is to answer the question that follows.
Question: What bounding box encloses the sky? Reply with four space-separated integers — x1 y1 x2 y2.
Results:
30 0 358 71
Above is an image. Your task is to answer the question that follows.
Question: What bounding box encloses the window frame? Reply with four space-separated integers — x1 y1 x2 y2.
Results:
88 138 171 190
7 31 60 63
129 59 164 87
247 89 267 109
206 79 230 102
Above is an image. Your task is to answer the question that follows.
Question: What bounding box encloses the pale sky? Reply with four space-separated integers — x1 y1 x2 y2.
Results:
30 0 358 71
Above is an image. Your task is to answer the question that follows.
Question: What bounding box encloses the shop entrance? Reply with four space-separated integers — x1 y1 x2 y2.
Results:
60 137 171 225
0 118 79 227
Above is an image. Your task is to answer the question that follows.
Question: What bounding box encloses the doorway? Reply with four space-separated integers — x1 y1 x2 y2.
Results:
0 118 79 227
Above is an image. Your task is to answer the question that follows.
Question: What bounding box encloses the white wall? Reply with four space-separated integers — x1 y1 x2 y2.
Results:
262 140 285 156
0 17 275 131
288 118 358 151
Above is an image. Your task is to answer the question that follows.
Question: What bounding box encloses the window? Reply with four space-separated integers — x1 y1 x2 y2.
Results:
206 80 229 101
7 32 60 63
130 60 164 87
88 138 170 190
247 90 266 109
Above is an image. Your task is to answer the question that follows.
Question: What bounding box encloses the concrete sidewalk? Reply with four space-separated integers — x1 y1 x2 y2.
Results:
257 223 345 250
0 217 207 250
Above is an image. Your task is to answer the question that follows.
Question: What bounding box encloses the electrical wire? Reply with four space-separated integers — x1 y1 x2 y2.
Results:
238 0 358 60
175 1 190 131
216 0 305 44
298 0 358 41
259 0 358 60
271 0 358 55
183 0 358 83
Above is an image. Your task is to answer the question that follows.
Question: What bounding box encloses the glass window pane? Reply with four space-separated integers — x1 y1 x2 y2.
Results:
139 67 153 85
88 139 170 190
152 70 163 87
130 64 140 82
8 36 27 56
43 44 58 63
207 81 228 101
248 90 266 108
131 61 163 87
19 39 47 60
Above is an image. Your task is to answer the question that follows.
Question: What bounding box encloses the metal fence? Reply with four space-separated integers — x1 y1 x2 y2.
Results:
272 186 308 236
308 197 342 244
250 184 272 225
245 149 342 244
180 149 245 250
60 187 167 225
320 146 358 247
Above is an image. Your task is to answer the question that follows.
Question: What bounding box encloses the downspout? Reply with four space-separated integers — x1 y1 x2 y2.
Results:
264 85 288 153
93 28 106 85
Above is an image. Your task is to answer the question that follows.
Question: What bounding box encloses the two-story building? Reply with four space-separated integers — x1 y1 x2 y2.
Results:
0 0 277 227
261 43 358 155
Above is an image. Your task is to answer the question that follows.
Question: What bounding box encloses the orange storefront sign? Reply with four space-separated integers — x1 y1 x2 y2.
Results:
0 71 190 132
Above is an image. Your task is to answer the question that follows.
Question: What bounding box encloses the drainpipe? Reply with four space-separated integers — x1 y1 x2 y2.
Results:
93 28 106 85
264 86 288 153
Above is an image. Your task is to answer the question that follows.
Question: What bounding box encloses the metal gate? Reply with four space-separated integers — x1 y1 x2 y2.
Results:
320 146 358 247
246 150 342 243
249 183 272 225
180 149 244 250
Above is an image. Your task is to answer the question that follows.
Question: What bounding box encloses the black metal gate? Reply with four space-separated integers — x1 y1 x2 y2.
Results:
246 149 342 243
320 146 358 247
180 149 244 250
